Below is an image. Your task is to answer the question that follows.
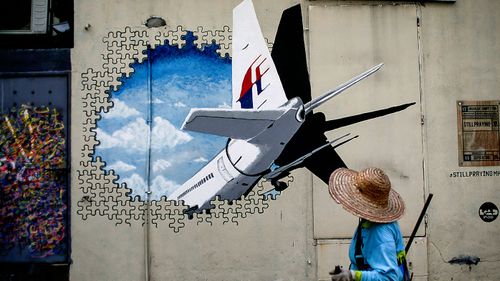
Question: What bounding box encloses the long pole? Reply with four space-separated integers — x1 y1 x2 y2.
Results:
144 49 153 281
405 193 433 254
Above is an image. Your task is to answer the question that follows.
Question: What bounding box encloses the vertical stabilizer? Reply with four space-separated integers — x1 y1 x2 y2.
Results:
232 0 288 110
271 4 312 104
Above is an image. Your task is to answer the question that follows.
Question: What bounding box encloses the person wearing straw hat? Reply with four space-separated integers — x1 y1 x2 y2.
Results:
328 167 409 281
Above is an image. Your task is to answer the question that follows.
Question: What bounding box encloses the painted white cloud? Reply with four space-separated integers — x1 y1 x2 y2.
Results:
153 159 172 173
104 99 140 119
153 98 164 104
151 116 192 149
151 176 180 198
95 118 149 151
96 117 192 151
94 128 123 149
173 101 186 108
107 161 136 172
193 157 208 163
120 173 181 200
217 102 231 109
121 173 147 198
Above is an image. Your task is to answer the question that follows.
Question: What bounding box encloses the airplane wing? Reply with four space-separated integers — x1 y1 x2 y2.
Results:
232 0 288 110
182 108 286 140
275 103 416 184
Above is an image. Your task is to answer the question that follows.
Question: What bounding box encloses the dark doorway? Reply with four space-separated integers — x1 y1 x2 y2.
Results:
0 49 70 281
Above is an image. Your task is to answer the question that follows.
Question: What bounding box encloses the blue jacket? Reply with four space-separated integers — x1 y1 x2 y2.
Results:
349 221 407 281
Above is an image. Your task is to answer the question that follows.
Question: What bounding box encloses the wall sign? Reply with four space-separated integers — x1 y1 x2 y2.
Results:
479 202 498 223
457 101 500 167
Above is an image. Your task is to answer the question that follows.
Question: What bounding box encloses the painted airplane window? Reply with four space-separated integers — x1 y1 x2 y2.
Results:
94 32 231 200
0 105 68 262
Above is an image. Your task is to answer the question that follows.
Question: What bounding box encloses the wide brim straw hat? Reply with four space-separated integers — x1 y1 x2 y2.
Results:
328 167 405 223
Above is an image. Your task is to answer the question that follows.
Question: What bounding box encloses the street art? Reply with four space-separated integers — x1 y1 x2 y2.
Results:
164 0 415 214
0 106 68 262
78 0 414 231
78 25 280 231
94 32 232 201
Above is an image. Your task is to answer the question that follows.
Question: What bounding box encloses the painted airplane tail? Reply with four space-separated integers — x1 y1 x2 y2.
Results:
232 0 288 110
168 0 408 212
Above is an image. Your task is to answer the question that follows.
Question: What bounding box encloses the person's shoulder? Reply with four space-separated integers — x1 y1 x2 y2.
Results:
367 221 399 230
366 221 401 243
380 221 402 235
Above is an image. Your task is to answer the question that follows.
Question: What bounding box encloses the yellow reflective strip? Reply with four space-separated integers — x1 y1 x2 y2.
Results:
354 270 362 281
361 220 373 228
397 250 406 264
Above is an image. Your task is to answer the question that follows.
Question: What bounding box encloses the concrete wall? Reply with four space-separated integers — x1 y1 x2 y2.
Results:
70 0 500 280
307 3 426 280
421 1 500 280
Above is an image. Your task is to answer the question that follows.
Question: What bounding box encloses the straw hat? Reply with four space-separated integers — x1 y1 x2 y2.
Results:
328 167 405 223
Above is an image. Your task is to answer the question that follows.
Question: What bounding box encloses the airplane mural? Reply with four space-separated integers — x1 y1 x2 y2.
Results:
168 0 415 213
94 0 414 215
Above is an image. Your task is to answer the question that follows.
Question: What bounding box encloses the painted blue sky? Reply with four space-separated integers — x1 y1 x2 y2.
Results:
95 33 231 200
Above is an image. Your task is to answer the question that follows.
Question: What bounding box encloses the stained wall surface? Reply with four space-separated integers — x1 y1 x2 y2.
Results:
307 3 426 280
70 0 500 280
420 1 500 280
71 1 313 281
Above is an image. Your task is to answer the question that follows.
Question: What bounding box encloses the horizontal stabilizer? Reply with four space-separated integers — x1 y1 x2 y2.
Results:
182 108 286 140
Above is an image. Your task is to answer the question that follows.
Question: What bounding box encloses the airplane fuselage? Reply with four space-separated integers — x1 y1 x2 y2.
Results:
168 97 305 210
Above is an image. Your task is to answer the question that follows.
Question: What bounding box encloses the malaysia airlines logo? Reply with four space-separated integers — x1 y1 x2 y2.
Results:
237 55 270 109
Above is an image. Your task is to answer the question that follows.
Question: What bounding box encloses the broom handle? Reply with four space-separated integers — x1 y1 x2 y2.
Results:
405 193 433 254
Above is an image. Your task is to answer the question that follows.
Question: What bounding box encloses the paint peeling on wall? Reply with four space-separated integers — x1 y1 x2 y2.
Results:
0 105 68 262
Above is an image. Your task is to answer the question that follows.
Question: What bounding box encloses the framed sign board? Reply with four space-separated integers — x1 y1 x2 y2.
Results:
457 100 500 167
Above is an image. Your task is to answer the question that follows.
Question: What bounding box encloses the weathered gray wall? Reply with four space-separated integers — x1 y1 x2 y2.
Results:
70 0 500 280
307 3 427 280
71 1 313 281
420 0 500 280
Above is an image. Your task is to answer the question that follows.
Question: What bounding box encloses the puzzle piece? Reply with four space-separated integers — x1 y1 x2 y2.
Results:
193 210 213 226
193 26 232 58
193 26 216 49
207 196 250 225
76 197 92 220
215 26 232 57
210 196 232 224
149 197 189 232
